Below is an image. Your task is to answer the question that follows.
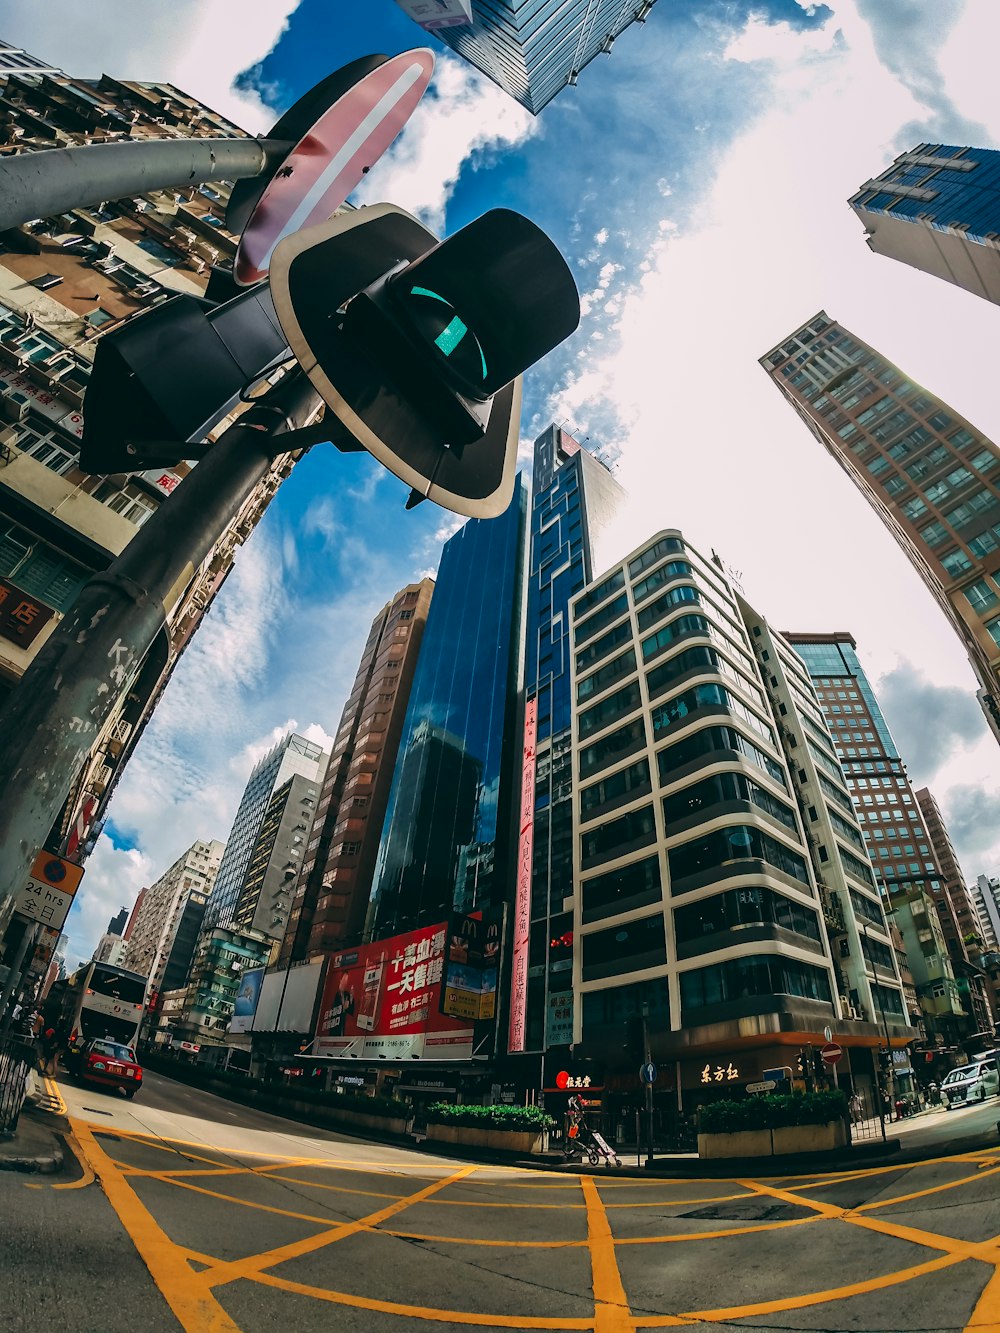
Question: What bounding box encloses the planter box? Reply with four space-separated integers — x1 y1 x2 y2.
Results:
698 1119 847 1159
426 1123 545 1154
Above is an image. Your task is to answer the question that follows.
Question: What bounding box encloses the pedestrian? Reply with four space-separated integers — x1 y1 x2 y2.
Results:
849 1091 863 1124
39 1026 59 1076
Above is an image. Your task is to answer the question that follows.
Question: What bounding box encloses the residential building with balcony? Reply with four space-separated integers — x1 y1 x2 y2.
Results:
123 839 223 995
568 531 911 1113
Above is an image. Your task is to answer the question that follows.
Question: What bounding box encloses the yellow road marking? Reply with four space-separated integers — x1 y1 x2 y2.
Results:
615 1215 821 1245
966 1262 1000 1329
633 1252 966 1326
71 1118 241 1333
852 1162 1000 1212
581 1176 643 1331
379 1225 586 1248
197 1162 479 1289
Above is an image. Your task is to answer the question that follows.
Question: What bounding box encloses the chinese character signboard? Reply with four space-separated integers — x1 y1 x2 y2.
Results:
441 906 502 1022
544 990 573 1048
700 1062 740 1085
315 921 474 1060
0 366 84 437
0 578 54 648
508 696 537 1053
14 852 83 930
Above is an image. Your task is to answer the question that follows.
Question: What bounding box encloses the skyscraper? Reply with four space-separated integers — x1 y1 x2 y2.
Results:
761 312 1000 742
123 839 223 993
206 734 328 931
397 0 657 114
279 581 434 963
849 144 1000 306
367 480 526 940
515 425 628 1055
785 632 971 1043
568 530 910 1111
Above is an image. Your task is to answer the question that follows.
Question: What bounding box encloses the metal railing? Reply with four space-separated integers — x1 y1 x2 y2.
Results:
0 1033 35 1138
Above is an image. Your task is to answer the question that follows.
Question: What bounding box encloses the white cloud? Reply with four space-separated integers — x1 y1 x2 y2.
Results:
351 55 538 232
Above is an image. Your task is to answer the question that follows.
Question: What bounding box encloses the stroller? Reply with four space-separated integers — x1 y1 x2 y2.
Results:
563 1095 622 1168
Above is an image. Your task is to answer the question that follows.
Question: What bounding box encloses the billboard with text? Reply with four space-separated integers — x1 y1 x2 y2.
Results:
315 921 474 1060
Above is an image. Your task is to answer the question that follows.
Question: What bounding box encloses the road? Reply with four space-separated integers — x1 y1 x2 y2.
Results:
3 1066 1000 1332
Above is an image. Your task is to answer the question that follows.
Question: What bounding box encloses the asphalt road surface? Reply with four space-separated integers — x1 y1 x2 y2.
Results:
3 1067 1000 1332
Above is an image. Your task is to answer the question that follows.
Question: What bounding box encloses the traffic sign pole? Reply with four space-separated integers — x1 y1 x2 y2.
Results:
0 370 323 937
0 136 288 234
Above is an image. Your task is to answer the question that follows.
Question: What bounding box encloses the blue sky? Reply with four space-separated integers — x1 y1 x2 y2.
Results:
5 0 1000 964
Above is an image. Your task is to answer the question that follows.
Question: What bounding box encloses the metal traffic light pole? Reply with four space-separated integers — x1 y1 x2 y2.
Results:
0 137 288 234
0 370 325 936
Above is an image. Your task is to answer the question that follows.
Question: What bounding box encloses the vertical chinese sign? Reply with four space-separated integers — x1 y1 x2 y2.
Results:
508 696 537 1053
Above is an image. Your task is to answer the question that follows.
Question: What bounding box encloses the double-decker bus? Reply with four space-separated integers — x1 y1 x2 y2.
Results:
63 961 148 1047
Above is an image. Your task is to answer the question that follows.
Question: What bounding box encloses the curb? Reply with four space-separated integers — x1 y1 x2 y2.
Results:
0 1141 64 1175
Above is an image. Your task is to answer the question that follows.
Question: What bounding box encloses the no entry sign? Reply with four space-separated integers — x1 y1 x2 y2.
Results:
234 49 434 286
821 1041 844 1065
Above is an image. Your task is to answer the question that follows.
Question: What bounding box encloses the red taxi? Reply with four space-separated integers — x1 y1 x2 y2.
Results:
68 1038 143 1098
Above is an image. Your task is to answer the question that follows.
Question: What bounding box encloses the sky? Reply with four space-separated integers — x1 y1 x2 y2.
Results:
5 0 1000 966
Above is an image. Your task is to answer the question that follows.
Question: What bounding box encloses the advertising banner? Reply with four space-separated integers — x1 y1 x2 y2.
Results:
508 696 537 1052
544 990 573 1048
230 966 264 1035
441 906 502 1022
315 922 474 1060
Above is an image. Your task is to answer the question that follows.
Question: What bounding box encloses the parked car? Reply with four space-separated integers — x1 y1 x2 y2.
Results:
66 1038 143 1098
942 1059 999 1108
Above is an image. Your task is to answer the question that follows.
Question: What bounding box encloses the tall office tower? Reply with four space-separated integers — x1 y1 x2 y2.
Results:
761 312 1000 743
915 786 992 1036
124 840 224 993
396 0 656 114
785 632 970 1043
367 482 526 940
568 531 910 1111
279 581 433 964
849 144 1000 306
232 775 324 946
515 427 627 1055
206 734 328 931
0 47 299 885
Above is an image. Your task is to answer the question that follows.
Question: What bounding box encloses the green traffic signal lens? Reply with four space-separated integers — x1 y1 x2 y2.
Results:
406 284 488 388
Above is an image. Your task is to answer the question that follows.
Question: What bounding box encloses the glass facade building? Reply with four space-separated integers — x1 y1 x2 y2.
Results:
786 633 970 1041
366 478 527 939
850 144 1000 307
761 312 1000 744
523 425 628 1053
410 1 658 115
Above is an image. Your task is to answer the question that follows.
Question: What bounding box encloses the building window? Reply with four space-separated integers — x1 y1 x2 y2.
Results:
679 954 832 1013
581 913 666 982
580 854 661 924
673 885 822 951
656 723 785 787
579 717 646 778
91 479 157 527
580 804 656 868
668 824 810 889
964 579 999 614
663 770 797 833
940 549 973 578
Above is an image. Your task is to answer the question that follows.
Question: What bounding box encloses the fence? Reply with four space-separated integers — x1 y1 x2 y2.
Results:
0 1033 35 1137
846 1085 886 1143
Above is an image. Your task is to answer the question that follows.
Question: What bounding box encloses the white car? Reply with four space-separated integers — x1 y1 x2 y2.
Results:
942 1059 999 1108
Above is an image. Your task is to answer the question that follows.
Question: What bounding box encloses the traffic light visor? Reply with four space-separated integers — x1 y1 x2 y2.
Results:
387 209 580 399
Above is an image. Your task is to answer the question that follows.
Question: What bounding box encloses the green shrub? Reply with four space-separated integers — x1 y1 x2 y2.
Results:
698 1090 847 1134
425 1102 554 1132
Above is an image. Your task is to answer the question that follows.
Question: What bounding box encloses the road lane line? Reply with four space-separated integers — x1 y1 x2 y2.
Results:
581 1175 648 1331
851 1162 1000 1212
966 1262 1000 1329
198 1161 479 1289
71 1118 241 1333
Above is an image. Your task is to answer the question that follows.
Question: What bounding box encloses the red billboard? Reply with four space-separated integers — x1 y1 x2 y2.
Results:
315 921 474 1060
508 696 537 1052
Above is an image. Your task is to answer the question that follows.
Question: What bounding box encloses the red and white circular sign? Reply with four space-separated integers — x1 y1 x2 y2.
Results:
234 49 434 286
821 1041 843 1065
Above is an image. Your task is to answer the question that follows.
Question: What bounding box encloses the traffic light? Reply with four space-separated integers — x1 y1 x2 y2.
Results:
795 1049 808 1079
269 202 580 518
813 1050 826 1082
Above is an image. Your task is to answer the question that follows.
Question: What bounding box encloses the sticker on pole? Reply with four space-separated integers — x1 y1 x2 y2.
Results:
234 49 434 286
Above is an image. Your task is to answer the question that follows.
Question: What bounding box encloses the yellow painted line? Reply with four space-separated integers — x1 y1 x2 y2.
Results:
379 1225 586 1248
581 1175 642 1331
265 1171 586 1208
42 1074 67 1115
846 1211 1000 1262
966 1263 1000 1329
633 1252 966 1326
71 1118 241 1333
852 1162 1000 1213
246 1268 596 1329
24 1124 95 1191
198 1162 479 1289
615 1215 821 1245
737 1177 846 1220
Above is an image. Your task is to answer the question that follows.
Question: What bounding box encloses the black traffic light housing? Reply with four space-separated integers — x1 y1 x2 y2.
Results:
795 1048 808 1078
269 203 580 518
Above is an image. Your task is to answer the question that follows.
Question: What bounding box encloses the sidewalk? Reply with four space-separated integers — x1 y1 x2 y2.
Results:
0 1073 66 1174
